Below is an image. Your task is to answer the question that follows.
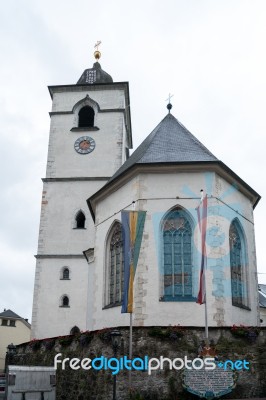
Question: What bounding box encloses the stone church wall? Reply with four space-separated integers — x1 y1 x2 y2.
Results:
8 327 266 399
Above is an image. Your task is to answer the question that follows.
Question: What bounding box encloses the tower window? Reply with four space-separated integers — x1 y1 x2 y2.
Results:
61 295 70 307
75 211 86 229
162 207 194 301
78 106 94 127
62 268 70 280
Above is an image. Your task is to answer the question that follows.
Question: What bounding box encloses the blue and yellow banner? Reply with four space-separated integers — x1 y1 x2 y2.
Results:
121 210 146 313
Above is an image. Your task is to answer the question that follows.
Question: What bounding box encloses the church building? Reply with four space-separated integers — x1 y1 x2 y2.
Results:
31 50 260 340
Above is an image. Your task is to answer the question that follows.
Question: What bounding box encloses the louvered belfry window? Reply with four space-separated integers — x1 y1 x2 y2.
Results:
163 208 193 300
229 220 246 307
109 223 124 305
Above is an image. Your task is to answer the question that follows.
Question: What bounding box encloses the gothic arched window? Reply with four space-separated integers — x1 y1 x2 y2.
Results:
162 208 193 301
107 223 124 306
78 106 94 127
75 210 86 229
229 219 247 308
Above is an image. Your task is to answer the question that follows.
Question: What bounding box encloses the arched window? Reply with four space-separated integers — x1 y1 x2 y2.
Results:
62 268 70 280
61 295 69 307
75 211 86 229
229 219 247 308
78 106 94 127
162 207 193 301
107 223 124 306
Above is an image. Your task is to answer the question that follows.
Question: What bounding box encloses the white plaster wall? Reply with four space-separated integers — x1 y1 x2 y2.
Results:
47 88 127 178
32 257 89 339
38 181 102 255
51 89 125 112
92 170 259 330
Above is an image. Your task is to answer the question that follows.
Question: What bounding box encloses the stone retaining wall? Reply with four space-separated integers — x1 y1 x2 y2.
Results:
7 327 266 400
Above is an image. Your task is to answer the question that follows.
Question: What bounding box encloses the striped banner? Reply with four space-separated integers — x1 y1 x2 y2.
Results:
196 195 208 305
121 211 146 313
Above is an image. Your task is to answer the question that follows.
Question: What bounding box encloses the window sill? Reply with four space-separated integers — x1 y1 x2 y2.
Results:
59 306 70 308
232 302 251 311
70 127 99 132
102 302 122 310
159 296 197 302
60 278 70 280
73 228 86 230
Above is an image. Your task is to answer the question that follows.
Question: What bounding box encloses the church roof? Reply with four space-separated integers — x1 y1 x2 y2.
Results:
0 309 21 318
77 62 113 85
88 111 260 220
109 113 218 183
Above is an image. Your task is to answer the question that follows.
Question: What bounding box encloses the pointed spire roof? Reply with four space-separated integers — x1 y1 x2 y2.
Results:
109 113 218 183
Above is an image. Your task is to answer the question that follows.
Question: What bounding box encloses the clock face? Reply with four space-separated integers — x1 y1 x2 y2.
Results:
74 136 96 155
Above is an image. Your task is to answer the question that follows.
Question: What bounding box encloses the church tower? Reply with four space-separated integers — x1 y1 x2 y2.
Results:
31 48 132 339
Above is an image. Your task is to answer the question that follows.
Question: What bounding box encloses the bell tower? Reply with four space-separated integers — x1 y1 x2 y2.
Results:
31 47 132 339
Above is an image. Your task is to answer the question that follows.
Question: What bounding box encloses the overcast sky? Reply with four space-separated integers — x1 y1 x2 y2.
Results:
0 0 266 321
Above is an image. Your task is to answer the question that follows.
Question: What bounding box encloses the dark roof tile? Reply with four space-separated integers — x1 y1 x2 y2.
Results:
109 113 218 183
0 309 21 318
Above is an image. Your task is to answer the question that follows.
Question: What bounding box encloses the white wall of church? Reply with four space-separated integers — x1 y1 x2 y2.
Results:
47 88 127 179
32 258 90 339
91 170 259 330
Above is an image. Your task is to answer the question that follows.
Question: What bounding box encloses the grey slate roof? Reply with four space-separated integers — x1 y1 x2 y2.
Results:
0 309 22 319
109 112 218 183
87 111 261 221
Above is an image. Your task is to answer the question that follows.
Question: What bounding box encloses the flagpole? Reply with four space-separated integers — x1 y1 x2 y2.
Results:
204 263 208 342
199 190 209 343
129 312 133 390
204 195 209 343
129 201 135 392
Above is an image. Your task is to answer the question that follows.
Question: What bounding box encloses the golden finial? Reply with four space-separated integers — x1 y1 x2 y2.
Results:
94 41 102 61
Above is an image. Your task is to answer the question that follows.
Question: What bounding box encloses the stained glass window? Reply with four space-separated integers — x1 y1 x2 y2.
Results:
108 223 124 306
162 208 193 301
229 220 246 307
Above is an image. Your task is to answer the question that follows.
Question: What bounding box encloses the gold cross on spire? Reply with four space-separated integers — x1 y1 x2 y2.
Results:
94 41 102 61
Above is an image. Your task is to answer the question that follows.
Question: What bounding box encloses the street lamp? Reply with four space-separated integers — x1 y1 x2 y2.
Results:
110 330 122 400
5 343 17 372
